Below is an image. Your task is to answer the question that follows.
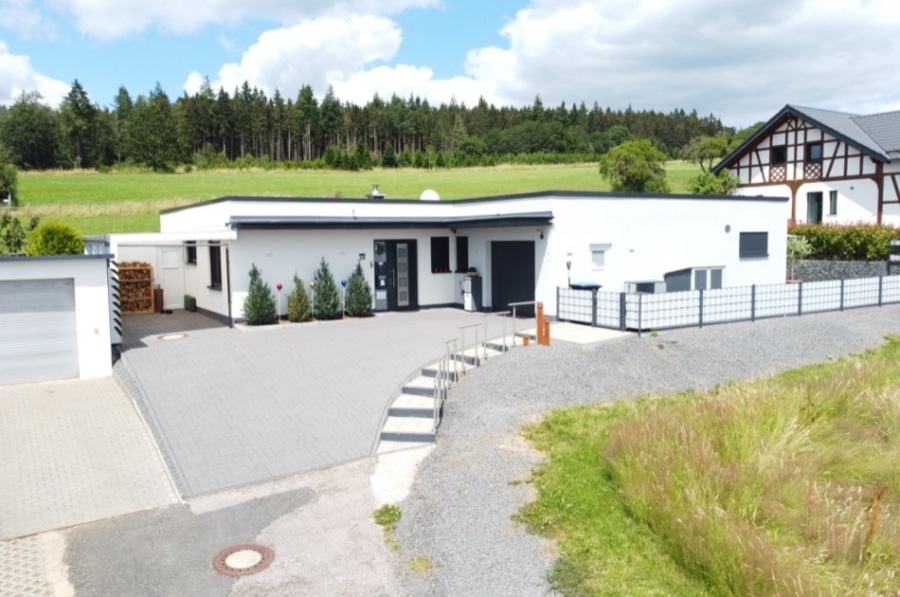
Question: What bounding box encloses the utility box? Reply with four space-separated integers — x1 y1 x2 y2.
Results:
462 274 482 312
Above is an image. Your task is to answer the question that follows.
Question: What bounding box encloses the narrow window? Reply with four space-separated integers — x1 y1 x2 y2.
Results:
829 190 838 215
209 243 222 290
455 236 469 272
430 236 450 273
770 145 787 166
185 241 197 265
807 191 823 224
590 243 612 268
739 232 768 259
806 142 823 162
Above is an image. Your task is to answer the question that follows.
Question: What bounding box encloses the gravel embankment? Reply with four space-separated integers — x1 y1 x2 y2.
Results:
393 306 900 596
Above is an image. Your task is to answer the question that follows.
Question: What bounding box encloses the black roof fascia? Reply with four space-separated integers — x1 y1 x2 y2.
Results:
713 105 888 174
230 212 555 230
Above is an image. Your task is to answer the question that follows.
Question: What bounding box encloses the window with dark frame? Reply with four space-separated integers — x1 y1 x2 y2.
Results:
806 142 823 162
829 190 838 215
739 232 768 259
455 236 469 272
209 243 222 290
771 145 787 166
185 241 197 265
430 236 450 273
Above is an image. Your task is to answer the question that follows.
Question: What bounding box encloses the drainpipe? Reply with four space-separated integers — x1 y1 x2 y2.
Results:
225 245 233 328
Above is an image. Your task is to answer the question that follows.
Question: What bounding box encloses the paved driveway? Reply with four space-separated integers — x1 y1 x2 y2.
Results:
119 309 513 497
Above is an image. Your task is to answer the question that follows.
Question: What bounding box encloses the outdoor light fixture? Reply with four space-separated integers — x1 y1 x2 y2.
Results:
359 253 366 261
537 228 544 239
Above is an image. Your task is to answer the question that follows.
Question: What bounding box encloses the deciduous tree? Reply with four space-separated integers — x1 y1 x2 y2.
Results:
599 139 671 193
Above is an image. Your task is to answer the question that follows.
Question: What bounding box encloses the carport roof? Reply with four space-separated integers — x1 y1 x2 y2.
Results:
228 211 554 230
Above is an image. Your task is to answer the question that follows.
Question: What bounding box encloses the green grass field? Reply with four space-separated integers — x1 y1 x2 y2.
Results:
520 338 900 596
13 162 702 235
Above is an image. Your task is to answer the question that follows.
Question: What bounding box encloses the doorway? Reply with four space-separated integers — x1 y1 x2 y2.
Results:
491 241 535 317
373 239 418 311
807 192 823 224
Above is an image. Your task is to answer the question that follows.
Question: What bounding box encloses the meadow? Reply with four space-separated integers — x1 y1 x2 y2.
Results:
520 338 900 596
14 162 702 235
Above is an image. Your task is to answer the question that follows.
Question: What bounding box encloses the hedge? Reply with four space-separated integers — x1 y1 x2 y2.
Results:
789 223 900 261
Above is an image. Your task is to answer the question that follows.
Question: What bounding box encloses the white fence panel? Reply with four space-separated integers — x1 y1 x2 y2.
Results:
703 286 754 324
626 291 700 330
883 276 900 304
558 288 593 324
801 280 842 313
755 283 799 319
844 278 880 308
595 292 622 328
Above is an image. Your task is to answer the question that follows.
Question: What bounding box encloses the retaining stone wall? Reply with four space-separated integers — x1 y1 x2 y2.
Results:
790 260 890 282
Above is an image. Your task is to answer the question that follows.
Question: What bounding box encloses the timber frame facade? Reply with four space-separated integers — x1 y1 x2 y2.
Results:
714 105 900 225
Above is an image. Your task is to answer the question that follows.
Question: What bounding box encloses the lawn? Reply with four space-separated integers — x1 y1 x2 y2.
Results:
13 162 702 235
520 338 900 596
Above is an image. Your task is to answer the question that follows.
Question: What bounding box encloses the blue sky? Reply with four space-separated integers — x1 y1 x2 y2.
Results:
1 0 898 127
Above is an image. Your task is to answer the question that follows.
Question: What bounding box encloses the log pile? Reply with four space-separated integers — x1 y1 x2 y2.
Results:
118 261 155 313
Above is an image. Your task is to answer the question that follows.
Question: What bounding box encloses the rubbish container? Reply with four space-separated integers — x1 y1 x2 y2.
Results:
154 287 164 313
569 282 601 291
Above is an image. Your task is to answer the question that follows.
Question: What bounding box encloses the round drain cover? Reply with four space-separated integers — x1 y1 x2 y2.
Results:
213 544 274 577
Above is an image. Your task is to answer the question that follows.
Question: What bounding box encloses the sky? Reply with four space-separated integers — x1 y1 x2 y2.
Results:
0 0 898 128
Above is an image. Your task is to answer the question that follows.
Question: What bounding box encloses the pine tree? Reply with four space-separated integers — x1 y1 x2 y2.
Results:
313 257 342 320
345 262 373 317
287 274 312 322
243 263 277 325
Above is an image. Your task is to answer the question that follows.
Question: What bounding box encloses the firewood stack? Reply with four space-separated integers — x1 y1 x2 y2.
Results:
118 261 155 313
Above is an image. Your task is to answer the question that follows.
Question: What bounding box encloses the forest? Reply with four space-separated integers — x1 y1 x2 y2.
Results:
0 79 740 173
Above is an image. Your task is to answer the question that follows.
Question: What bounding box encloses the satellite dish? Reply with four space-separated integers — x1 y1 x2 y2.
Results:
420 189 440 201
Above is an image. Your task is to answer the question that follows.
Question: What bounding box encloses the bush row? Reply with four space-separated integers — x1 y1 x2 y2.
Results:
243 259 373 325
789 223 900 261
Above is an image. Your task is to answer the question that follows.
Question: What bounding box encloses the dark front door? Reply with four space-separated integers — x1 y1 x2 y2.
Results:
491 241 535 317
807 192 823 224
373 239 418 311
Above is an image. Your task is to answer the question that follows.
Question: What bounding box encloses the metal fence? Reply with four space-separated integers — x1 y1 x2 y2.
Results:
557 275 900 336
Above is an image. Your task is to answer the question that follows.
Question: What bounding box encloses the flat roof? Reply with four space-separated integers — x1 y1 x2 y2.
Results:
229 212 554 230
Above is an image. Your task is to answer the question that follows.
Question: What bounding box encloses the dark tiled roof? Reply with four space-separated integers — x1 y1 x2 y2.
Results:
714 104 900 172
853 111 900 158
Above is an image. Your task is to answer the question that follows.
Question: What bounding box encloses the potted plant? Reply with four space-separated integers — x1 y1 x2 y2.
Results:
787 234 812 282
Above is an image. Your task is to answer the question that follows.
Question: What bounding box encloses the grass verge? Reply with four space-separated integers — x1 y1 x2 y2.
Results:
520 337 900 595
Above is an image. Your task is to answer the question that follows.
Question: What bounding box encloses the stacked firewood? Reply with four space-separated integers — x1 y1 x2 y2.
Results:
118 261 155 313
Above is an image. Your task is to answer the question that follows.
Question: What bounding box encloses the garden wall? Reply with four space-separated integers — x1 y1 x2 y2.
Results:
792 260 889 282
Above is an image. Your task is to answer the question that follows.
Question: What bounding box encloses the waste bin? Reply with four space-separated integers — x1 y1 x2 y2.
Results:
569 282 601 291
154 287 164 313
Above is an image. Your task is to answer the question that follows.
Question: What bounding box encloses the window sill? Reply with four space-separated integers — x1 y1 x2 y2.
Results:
208 284 222 291
740 254 769 259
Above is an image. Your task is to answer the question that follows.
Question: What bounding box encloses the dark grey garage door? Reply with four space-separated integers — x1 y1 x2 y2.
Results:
491 241 536 317
0 279 79 385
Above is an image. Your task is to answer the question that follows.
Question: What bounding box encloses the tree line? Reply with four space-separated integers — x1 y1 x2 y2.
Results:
0 79 735 173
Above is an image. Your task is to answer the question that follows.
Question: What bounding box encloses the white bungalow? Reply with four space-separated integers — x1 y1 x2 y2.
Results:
109 189 788 324
714 105 900 225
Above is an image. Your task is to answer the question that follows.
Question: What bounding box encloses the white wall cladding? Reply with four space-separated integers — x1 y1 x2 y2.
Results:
0 256 113 382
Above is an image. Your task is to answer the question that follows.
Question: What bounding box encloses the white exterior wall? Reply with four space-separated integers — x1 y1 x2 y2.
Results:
544 196 787 297
0 256 112 379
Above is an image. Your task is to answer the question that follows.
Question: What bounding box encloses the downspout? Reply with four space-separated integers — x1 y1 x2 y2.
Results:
876 162 885 225
225 244 233 328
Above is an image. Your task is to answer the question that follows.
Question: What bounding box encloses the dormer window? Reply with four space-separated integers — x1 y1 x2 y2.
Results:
806 142 823 162
771 145 787 165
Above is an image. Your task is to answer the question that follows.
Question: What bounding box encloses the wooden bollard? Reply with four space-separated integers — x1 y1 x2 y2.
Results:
522 333 530 346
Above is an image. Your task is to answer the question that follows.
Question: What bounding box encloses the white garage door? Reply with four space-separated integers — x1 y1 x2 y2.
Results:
0 279 79 385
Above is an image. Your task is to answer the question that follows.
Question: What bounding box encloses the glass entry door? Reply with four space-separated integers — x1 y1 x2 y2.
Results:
373 239 417 311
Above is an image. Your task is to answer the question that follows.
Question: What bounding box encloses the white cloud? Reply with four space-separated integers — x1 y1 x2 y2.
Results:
181 0 900 126
463 0 900 124
0 0 51 39
44 0 438 41
0 40 69 106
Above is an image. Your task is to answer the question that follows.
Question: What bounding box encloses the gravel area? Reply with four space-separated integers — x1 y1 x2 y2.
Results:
393 305 900 596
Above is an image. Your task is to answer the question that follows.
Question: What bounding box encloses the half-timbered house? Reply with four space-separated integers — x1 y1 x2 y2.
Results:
713 105 900 225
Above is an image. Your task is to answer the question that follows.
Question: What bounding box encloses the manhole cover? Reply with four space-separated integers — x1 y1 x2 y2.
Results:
158 333 188 341
213 544 274 577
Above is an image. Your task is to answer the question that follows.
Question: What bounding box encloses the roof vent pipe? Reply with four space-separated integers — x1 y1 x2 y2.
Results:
369 184 385 200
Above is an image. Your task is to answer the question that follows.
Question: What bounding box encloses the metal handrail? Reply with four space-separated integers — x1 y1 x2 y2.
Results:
507 301 539 346
458 322 481 369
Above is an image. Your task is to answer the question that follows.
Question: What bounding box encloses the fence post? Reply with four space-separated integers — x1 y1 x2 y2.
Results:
638 293 643 338
840 279 845 311
751 285 756 322
797 282 803 316
591 289 598 327
556 286 560 321
698 288 704 328
879 276 884 307
619 292 626 331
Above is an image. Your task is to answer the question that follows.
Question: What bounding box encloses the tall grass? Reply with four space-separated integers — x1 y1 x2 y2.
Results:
522 337 900 595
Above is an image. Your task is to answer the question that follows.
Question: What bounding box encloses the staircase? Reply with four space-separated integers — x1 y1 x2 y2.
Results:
377 337 515 453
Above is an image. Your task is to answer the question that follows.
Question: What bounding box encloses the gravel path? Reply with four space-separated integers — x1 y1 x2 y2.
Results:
392 306 900 596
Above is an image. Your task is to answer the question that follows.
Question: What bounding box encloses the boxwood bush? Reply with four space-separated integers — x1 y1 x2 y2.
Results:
789 223 900 261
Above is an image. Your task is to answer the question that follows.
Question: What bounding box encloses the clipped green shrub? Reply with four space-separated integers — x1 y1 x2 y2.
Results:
24 221 83 256
243 263 277 325
287 274 312 322
790 223 900 261
345 262 373 317
313 257 342 320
